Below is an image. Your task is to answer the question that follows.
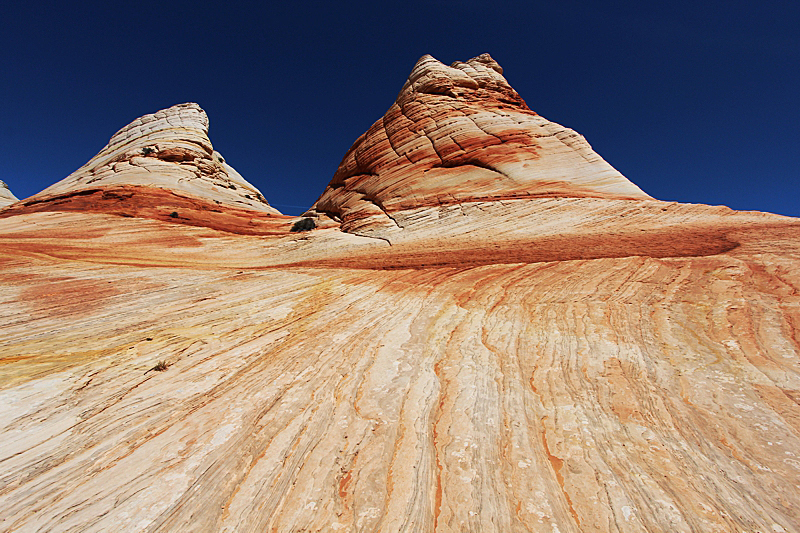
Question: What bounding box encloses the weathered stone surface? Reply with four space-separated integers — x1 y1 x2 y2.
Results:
0 180 18 207
1 103 288 234
1 56 799 533
308 54 650 237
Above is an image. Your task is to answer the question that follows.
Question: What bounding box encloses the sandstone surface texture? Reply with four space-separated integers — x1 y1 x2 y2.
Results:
1 55 799 533
0 180 18 207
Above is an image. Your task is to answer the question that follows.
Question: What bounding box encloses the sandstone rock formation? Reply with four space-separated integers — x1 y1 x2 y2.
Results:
0 103 298 235
0 180 18 207
307 53 650 238
1 55 799 533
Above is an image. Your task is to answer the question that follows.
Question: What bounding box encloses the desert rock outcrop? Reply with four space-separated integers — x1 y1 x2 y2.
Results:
308 54 650 237
0 55 799 533
0 103 295 235
0 180 17 207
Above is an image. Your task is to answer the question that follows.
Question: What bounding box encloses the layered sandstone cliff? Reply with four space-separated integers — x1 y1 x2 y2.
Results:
0 55 799 533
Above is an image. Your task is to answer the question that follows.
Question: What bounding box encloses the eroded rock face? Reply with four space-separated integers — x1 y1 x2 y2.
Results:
0 103 289 234
309 54 650 237
0 180 18 207
1 56 799 533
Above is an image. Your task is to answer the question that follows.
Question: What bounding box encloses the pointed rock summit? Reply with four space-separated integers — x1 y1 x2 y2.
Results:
309 54 650 234
1 103 289 234
0 180 18 207
33 103 277 213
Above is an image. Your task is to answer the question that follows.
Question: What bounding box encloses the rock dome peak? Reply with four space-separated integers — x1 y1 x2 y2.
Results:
309 53 650 238
1 103 286 234
399 53 523 107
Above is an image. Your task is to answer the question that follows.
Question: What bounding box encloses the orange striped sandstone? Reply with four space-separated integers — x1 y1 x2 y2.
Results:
0 55 799 533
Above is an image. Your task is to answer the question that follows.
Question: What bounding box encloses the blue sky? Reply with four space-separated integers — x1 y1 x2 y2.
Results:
1 0 798 216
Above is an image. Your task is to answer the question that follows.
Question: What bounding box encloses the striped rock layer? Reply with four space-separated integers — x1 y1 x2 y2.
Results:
1 56 800 533
308 54 650 238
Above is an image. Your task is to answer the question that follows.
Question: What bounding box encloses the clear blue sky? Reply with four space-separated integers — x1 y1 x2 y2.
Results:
2 0 798 217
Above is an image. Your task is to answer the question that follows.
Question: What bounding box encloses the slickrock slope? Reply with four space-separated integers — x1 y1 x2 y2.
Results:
0 103 297 235
0 180 18 207
1 56 800 533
